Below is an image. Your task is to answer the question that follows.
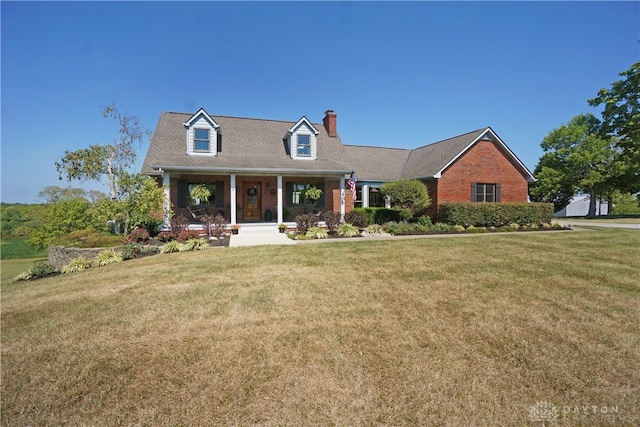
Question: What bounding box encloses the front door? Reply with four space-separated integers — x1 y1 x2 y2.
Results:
243 182 261 221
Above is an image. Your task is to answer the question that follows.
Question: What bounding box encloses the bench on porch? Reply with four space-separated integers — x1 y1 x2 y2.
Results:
187 205 225 220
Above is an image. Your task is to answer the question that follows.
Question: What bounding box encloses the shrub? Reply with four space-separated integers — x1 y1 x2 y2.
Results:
141 245 160 256
157 231 174 242
127 227 150 244
62 257 92 274
380 179 431 215
30 262 56 278
411 215 433 227
14 262 57 282
306 227 329 239
295 213 319 234
170 215 190 236
337 223 361 237
323 211 341 234
93 249 124 267
452 225 466 232
161 241 183 254
432 223 451 232
354 207 402 225
177 229 202 242
54 229 124 248
439 202 553 227
182 238 209 251
344 211 367 229
14 270 33 282
365 224 384 234
121 242 143 260
201 214 227 238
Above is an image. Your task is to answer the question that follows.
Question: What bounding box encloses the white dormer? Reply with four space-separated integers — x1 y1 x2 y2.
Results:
286 116 319 160
184 108 220 156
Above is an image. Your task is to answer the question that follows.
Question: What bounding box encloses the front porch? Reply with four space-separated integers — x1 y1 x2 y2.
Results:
160 172 353 227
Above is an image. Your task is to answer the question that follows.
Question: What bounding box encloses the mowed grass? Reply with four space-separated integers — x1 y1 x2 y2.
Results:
1 239 48 284
2 229 639 425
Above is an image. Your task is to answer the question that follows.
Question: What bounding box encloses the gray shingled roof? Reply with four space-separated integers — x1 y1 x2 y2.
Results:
342 145 410 182
141 112 353 176
142 112 534 182
400 128 488 179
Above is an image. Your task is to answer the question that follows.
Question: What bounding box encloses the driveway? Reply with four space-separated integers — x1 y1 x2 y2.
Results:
554 220 639 230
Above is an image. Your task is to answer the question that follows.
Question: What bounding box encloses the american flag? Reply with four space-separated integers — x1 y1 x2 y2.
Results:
347 171 357 201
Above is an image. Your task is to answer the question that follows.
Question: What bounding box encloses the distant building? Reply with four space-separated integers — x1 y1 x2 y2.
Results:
553 194 609 217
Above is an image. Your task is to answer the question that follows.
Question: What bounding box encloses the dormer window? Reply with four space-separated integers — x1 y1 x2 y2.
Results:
297 135 311 156
287 116 319 160
184 108 219 156
194 129 210 152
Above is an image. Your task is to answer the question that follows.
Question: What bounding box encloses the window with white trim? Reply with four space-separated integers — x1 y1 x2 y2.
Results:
194 129 210 152
297 135 311 156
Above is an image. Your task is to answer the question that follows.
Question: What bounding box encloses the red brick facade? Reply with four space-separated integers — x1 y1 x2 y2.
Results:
425 140 530 219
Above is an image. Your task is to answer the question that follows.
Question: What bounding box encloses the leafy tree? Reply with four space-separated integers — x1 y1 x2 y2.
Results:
0 203 47 239
530 114 619 216
588 61 640 193
27 199 91 248
611 191 640 215
380 179 431 217
55 103 149 199
88 173 164 235
36 186 89 204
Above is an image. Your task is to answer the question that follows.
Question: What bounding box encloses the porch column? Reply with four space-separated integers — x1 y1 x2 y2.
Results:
162 172 171 227
361 184 370 208
277 175 283 224
230 174 237 224
340 175 346 221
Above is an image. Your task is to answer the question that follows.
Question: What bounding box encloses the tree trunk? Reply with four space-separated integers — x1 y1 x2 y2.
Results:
107 158 117 200
587 189 597 217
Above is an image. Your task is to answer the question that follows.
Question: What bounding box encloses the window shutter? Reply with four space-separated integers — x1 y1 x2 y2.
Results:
471 183 477 202
496 184 501 202
285 182 293 206
318 183 326 208
177 180 187 208
216 181 225 208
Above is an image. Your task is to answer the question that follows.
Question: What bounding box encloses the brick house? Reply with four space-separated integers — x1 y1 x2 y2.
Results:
141 109 535 225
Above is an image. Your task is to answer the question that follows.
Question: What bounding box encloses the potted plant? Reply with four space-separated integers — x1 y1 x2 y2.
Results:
304 185 323 213
231 224 240 234
190 184 211 204
278 223 287 233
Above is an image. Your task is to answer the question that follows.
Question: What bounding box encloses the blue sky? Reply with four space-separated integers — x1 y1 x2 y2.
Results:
2 1 638 203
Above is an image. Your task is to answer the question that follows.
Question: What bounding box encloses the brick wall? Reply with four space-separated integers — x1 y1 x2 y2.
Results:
437 140 529 204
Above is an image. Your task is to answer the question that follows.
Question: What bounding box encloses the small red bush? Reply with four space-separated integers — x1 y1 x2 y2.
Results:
177 229 202 242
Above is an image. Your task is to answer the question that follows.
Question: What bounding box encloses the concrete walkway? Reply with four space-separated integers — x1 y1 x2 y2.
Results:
228 224 297 247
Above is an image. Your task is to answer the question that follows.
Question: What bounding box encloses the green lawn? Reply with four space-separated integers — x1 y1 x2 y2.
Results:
1 239 48 283
2 229 639 425
0 238 47 260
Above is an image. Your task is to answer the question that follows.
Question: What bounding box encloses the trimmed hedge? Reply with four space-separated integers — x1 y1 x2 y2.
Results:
439 202 553 227
353 207 402 225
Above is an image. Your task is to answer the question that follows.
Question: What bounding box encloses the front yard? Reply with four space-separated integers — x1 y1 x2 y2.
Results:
1 228 638 425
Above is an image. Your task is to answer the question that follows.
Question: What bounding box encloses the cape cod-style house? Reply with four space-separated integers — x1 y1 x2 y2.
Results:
141 109 535 225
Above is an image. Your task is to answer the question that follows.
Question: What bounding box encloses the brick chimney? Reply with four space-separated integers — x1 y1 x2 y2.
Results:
323 110 337 137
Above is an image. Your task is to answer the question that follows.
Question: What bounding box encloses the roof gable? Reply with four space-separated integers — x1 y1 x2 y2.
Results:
430 127 534 181
183 108 220 129
287 116 319 136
